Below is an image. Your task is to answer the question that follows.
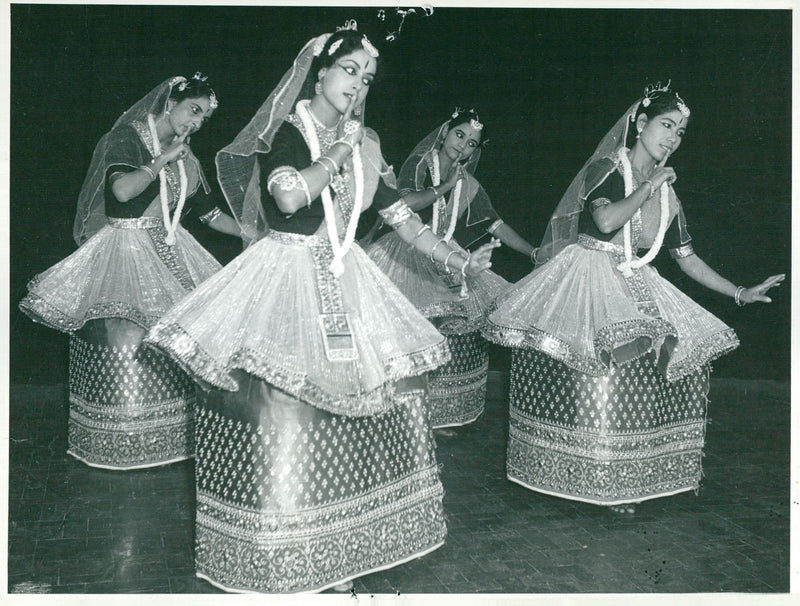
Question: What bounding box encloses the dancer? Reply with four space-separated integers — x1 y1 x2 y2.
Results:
367 108 532 429
484 82 783 510
145 24 497 592
19 74 241 469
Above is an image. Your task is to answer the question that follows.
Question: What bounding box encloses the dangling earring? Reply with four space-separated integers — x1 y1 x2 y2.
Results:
636 128 642 139
353 106 362 117
315 81 322 95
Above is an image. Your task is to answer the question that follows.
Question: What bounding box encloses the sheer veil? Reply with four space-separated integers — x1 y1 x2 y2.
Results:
215 31 390 249
532 100 642 267
72 76 208 246
397 120 496 247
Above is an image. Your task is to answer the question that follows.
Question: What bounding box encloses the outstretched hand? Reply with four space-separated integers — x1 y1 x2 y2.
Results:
741 274 785 304
465 238 502 277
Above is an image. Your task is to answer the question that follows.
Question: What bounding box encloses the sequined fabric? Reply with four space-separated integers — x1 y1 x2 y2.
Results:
145 231 450 417
508 349 709 504
367 231 509 333
366 231 507 427
67 322 196 469
193 372 446 593
485 237 738 381
20 221 221 332
427 331 488 428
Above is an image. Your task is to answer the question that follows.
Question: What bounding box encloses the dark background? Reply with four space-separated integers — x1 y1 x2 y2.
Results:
9 5 791 384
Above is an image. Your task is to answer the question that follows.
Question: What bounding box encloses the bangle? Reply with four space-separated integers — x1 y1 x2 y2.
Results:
413 224 431 243
443 249 457 270
460 253 470 279
140 165 156 181
333 139 354 155
734 286 746 307
429 185 440 199
314 158 336 182
320 155 339 173
429 238 447 262
641 179 655 199
316 155 339 177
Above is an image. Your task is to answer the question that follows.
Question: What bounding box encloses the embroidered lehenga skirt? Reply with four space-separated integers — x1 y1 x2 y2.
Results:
368 231 509 428
144 230 449 593
19 217 221 469
483 235 739 504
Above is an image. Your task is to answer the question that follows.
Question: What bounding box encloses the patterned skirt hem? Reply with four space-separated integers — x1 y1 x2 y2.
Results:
506 475 697 506
145 322 451 417
195 540 445 595
417 300 484 334
483 321 737 381
66 449 193 471
20 294 156 333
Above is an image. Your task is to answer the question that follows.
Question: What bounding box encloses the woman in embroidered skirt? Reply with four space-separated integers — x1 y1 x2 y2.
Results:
144 25 497 593
19 74 243 470
367 109 533 429
483 83 784 512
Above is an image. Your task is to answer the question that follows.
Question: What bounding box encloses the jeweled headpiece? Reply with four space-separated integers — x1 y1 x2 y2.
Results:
469 108 483 131
313 33 332 56
451 106 483 130
175 73 218 109
361 35 380 58
639 79 690 118
327 20 379 58
675 93 690 118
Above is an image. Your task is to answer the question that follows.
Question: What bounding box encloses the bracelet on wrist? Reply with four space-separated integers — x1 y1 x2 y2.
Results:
140 165 157 181
413 224 431 243
443 249 457 271
460 253 470 279
429 185 440 199
429 238 447 263
321 155 339 173
314 158 336 182
333 139 355 155
734 286 746 307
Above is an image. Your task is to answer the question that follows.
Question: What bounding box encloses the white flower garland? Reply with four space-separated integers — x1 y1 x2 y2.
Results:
430 152 462 242
148 114 187 246
296 100 364 277
616 147 670 276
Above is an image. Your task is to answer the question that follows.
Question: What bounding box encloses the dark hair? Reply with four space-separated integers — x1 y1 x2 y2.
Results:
625 86 690 148
169 72 217 103
446 108 488 147
301 29 383 98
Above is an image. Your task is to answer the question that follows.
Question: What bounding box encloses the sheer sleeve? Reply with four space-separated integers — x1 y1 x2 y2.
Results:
105 125 148 174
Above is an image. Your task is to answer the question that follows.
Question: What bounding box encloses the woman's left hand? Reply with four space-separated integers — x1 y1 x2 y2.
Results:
465 238 502 276
741 274 786 304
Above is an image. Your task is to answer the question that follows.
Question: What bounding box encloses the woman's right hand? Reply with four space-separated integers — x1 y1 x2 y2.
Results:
443 157 463 191
649 166 677 189
160 131 192 164
336 94 364 150
464 238 502 277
